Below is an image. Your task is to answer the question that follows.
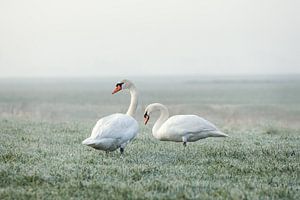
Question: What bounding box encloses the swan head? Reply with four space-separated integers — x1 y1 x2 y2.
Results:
144 104 153 125
112 79 133 94
143 103 165 125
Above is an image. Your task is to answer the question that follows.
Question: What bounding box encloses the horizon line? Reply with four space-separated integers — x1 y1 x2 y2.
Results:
1 73 300 79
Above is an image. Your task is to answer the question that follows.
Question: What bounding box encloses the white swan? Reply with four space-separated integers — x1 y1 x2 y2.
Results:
82 79 139 154
144 103 228 146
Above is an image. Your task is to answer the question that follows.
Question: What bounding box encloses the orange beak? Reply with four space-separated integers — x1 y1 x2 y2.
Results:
144 115 149 125
112 85 122 94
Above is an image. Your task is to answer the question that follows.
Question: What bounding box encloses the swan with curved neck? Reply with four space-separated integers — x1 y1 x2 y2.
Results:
144 103 228 146
82 79 139 154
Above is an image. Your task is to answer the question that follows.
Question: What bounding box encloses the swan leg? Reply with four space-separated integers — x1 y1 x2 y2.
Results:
120 142 128 155
120 147 124 154
182 136 187 147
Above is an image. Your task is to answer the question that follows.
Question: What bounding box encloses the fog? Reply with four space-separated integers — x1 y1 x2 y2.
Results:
0 0 299 77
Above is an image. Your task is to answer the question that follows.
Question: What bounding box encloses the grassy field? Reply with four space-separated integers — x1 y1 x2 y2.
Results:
0 76 300 199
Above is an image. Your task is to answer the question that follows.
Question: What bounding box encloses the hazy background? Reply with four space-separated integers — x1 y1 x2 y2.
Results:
0 0 299 77
0 1 300 129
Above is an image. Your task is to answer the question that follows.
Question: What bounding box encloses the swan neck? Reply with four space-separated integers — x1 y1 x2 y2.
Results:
126 85 138 117
152 106 169 137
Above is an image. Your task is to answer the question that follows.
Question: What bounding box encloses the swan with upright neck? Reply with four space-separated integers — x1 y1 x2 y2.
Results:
82 79 139 154
144 103 227 146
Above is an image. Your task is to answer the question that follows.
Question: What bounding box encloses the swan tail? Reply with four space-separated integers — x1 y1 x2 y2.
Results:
209 130 228 137
82 137 96 146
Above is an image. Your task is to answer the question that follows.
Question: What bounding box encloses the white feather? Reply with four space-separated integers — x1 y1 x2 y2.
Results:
82 113 138 151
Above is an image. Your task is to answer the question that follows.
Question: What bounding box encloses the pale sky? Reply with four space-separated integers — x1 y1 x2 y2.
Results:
0 0 299 77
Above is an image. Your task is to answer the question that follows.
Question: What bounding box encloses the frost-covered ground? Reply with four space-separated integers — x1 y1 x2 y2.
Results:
0 76 299 199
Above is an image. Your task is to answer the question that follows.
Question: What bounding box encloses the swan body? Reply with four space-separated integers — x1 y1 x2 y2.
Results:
157 115 227 142
82 79 139 154
82 113 138 151
144 103 227 146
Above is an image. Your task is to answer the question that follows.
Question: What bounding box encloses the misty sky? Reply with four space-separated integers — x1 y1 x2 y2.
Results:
0 0 299 77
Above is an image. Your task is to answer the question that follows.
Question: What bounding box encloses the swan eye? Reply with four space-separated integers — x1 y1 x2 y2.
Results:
116 82 124 88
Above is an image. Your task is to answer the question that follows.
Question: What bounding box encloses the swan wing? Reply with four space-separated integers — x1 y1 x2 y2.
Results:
160 115 218 136
90 113 139 143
